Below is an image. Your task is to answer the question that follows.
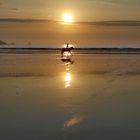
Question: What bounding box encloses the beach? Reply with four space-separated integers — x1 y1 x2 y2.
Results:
0 53 140 140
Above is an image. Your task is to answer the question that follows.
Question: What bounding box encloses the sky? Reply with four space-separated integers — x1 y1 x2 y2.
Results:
0 0 140 21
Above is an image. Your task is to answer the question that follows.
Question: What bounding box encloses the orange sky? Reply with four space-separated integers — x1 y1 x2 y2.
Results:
0 0 140 21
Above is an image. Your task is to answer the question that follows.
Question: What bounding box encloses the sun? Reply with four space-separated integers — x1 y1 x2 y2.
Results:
63 13 73 23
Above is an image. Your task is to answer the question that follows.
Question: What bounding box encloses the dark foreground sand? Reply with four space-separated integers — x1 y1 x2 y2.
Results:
0 54 140 140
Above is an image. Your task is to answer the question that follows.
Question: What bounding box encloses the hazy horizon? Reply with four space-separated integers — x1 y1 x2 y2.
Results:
0 21 140 45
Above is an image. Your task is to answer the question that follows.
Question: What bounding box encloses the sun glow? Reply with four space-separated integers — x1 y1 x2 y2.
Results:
63 13 73 23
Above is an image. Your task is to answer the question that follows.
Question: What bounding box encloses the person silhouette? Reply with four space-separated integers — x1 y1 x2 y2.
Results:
66 43 69 48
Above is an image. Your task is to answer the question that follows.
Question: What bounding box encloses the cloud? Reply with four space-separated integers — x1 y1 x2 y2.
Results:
103 0 140 5
10 8 19 11
86 0 140 5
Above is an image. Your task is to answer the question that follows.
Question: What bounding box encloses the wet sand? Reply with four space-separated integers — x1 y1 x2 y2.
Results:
0 54 140 140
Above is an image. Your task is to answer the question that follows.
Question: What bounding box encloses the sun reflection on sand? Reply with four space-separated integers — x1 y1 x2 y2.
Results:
65 72 72 88
61 46 74 88
64 59 74 88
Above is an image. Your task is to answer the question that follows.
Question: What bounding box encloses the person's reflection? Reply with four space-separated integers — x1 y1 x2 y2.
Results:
61 53 74 88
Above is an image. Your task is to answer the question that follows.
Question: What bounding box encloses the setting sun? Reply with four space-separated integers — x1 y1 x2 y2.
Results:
63 13 73 23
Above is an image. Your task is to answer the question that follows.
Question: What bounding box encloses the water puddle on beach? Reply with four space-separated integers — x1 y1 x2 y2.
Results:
0 54 140 140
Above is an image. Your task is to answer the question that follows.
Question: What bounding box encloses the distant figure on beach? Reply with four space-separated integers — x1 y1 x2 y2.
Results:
61 44 74 57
